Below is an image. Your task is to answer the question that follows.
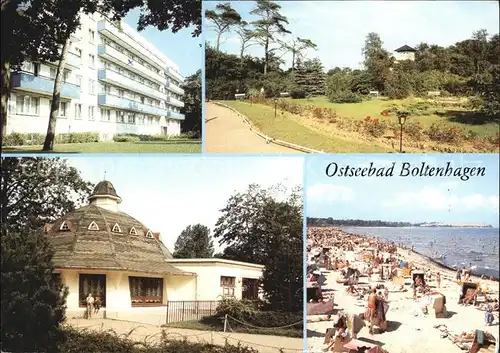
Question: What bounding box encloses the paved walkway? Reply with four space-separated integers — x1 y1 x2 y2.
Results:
205 102 301 154
66 318 303 353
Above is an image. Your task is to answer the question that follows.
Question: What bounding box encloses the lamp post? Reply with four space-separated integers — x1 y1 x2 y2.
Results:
397 112 408 153
274 97 278 118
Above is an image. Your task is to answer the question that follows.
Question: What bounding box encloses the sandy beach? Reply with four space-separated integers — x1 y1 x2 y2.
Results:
306 227 500 353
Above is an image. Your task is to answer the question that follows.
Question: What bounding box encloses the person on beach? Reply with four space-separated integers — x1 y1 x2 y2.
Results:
436 272 441 289
456 269 462 282
366 289 377 334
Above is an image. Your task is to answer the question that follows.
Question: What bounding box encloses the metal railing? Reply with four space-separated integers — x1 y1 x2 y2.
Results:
165 300 219 323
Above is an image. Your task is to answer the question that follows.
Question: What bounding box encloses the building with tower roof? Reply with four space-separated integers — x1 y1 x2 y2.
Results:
394 44 417 62
45 180 263 325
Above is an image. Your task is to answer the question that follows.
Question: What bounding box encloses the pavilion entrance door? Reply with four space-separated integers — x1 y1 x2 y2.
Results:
242 278 259 300
79 274 106 307
162 126 168 136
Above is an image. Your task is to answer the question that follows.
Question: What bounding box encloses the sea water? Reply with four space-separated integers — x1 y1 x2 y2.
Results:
343 227 500 278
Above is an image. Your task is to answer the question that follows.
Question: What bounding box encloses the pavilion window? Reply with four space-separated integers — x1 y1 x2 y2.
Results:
145 230 154 239
112 223 121 233
129 226 138 235
88 221 99 230
59 221 70 231
129 277 163 306
220 276 236 297
79 274 106 307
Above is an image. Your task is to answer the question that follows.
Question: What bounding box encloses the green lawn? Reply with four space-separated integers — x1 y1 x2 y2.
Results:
162 319 302 338
284 96 499 137
2 140 202 153
221 101 392 153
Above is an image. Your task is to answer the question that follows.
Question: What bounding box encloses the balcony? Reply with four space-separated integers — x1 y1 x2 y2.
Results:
167 96 184 108
166 82 184 95
97 20 165 72
167 111 185 120
11 72 80 99
98 69 165 100
98 94 169 116
65 52 82 69
97 44 165 85
165 67 183 82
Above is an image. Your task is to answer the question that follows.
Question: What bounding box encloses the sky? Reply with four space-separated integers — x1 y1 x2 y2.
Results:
205 0 500 70
306 154 499 227
124 9 202 77
65 156 303 253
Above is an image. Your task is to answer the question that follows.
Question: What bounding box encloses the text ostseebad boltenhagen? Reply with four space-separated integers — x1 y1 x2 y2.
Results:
325 162 485 181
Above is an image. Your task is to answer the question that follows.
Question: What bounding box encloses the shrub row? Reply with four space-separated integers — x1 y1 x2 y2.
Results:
3 132 99 146
56 327 258 353
113 132 199 142
245 98 497 150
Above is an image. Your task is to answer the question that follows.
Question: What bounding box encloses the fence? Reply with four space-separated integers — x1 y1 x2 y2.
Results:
165 300 219 324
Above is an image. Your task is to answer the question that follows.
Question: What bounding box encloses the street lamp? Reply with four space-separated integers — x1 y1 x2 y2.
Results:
397 112 408 153
274 97 278 118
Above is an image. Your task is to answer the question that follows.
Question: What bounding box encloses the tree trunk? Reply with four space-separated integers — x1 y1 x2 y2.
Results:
1 60 10 144
291 52 296 73
43 38 70 151
216 32 221 52
264 37 269 75
240 44 244 59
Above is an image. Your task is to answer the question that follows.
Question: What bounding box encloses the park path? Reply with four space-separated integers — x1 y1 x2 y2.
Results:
66 318 303 353
205 102 302 154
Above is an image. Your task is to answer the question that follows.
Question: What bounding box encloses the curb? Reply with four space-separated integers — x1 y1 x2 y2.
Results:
211 101 325 154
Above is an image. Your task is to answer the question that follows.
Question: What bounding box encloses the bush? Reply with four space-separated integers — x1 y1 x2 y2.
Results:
290 91 306 99
55 132 100 144
213 298 303 331
328 91 362 103
362 116 387 138
59 327 259 353
426 123 467 144
3 132 99 146
113 135 141 143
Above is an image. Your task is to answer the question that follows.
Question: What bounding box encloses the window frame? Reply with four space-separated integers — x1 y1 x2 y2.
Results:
129 276 164 307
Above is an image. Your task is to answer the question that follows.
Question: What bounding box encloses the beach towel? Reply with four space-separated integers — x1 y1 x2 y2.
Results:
307 299 335 315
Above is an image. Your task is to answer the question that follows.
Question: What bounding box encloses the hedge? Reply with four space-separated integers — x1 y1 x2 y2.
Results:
3 132 99 146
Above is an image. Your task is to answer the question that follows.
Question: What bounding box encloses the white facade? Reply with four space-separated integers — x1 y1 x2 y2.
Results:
394 51 415 62
7 12 186 141
168 259 264 301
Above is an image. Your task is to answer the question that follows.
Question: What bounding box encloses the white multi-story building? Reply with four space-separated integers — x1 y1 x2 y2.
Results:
6 12 185 141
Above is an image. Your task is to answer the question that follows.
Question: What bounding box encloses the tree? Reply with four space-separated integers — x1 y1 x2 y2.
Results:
250 0 291 75
1 0 94 143
101 0 202 37
282 37 317 72
213 184 303 312
1 230 69 352
205 2 242 51
362 32 393 92
173 224 214 258
180 70 201 136
0 157 93 235
235 21 257 59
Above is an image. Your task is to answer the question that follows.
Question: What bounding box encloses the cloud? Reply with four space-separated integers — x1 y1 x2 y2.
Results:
307 184 355 203
385 187 499 212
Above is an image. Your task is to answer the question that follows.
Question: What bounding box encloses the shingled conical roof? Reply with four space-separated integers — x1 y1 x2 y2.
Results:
394 44 416 52
45 182 183 275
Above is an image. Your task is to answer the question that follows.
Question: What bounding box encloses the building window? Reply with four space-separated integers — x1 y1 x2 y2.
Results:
16 95 39 115
129 277 163 306
63 70 70 83
76 76 82 87
242 278 259 300
88 54 95 68
112 223 121 233
88 29 95 43
88 106 95 121
220 276 236 297
129 226 138 235
127 113 135 124
146 230 154 238
88 80 95 94
117 111 125 123
50 67 57 79
100 108 110 121
118 89 124 98
59 102 67 117
59 221 70 231
79 274 105 307
75 48 82 57
88 221 99 230
74 104 82 119
22 61 35 73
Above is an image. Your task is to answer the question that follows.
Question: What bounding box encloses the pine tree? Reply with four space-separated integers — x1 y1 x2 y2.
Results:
1 230 69 352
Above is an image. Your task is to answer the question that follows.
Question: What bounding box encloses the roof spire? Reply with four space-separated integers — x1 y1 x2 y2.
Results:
104 171 107 181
